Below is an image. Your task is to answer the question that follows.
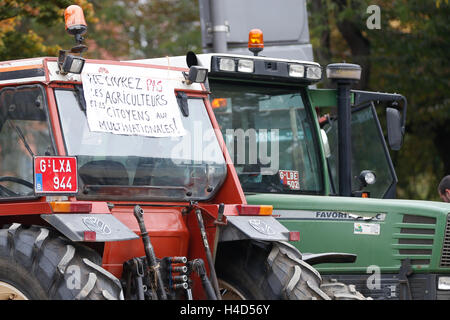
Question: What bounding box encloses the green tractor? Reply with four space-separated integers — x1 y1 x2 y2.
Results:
136 49 450 300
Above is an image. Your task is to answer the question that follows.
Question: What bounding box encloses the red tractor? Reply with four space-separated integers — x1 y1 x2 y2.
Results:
0 6 364 300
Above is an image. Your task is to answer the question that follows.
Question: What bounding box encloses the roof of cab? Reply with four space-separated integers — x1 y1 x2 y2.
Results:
0 57 203 91
127 53 321 71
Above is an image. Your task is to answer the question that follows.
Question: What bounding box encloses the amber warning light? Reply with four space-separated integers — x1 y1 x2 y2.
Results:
64 5 87 35
248 28 264 56
211 98 227 109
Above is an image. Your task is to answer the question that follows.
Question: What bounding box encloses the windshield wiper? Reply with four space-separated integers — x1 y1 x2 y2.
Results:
82 184 188 194
176 92 189 117
74 84 87 112
7 120 34 157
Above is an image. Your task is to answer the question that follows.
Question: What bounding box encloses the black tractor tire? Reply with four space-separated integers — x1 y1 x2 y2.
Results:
0 224 124 300
216 240 331 300
320 279 369 300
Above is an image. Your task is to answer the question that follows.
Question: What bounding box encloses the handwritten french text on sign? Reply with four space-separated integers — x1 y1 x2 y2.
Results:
81 64 186 137
34 156 78 194
279 170 300 190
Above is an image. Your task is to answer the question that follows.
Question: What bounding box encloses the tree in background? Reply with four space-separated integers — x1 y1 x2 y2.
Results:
308 0 450 200
0 0 96 60
86 0 201 60
0 0 200 60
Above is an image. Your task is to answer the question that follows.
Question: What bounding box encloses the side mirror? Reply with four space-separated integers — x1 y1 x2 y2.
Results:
386 107 403 150
186 51 199 68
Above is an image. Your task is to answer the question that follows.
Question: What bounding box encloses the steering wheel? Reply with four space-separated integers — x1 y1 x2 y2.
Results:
0 176 34 197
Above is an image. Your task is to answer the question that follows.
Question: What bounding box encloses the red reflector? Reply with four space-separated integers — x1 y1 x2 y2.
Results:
50 202 92 213
236 204 272 216
289 231 300 242
70 203 93 213
84 231 96 241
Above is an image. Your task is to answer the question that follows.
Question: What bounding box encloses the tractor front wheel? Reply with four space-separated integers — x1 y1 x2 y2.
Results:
0 224 123 300
216 240 331 300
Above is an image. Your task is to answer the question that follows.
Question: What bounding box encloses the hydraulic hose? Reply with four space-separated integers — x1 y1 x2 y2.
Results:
195 208 222 300
133 205 168 300
190 259 217 300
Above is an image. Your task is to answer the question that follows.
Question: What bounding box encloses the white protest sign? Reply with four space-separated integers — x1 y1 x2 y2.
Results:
81 63 186 137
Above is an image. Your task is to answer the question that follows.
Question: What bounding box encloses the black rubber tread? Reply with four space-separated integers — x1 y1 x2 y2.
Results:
275 242 369 300
320 279 370 300
215 240 331 300
0 224 124 300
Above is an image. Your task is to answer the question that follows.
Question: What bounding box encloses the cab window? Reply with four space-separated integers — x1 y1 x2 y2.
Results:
0 85 54 198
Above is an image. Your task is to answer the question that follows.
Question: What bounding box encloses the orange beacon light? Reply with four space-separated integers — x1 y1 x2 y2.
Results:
64 5 87 36
248 28 264 56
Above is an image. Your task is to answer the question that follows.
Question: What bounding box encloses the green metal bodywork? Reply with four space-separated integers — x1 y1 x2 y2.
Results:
247 193 450 274
255 87 450 275
208 68 450 297
309 88 354 108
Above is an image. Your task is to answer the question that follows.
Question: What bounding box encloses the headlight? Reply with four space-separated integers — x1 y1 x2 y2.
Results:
438 277 450 290
67 57 85 73
58 50 85 75
364 172 376 185
218 58 235 72
306 65 322 80
237 59 254 73
288 64 305 78
359 170 376 186
183 66 208 84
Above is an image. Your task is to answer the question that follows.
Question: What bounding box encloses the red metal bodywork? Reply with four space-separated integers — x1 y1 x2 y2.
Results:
0 58 247 299
104 206 191 276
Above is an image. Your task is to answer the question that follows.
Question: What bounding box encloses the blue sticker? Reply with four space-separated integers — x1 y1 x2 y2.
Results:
35 173 43 191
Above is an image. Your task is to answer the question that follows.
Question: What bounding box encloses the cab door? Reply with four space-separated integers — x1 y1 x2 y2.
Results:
324 102 398 198
0 84 55 199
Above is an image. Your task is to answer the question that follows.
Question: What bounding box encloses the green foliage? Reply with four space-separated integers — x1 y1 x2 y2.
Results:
0 28 61 60
87 0 201 59
0 0 201 60
0 0 71 22
308 0 450 201
0 0 95 60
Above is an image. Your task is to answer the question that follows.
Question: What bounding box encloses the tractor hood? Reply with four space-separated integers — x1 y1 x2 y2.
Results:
246 193 450 217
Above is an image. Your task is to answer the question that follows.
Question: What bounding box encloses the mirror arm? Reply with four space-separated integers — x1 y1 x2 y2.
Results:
352 90 407 133
399 95 407 135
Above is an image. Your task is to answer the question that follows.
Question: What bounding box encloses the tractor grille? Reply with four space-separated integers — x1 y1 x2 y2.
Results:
440 214 450 267
398 214 435 266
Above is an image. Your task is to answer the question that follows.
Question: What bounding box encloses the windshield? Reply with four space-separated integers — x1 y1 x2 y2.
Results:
55 89 227 201
210 81 323 194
